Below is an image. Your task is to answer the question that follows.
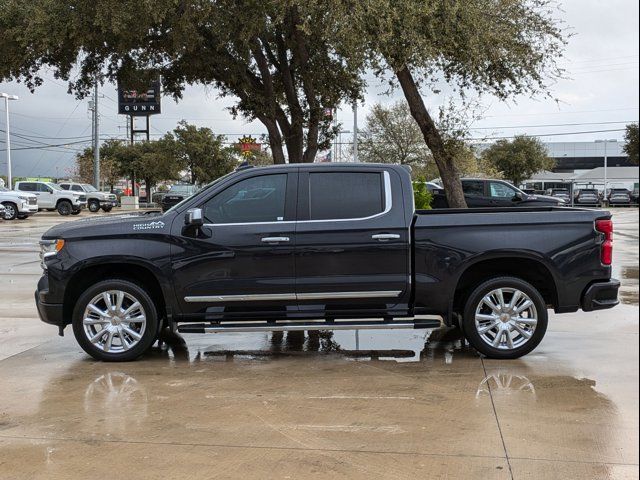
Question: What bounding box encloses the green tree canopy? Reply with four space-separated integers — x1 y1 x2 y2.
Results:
482 136 555 187
359 101 431 167
165 121 236 184
623 123 639 165
0 0 365 164
74 144 120 189
342 0 566 207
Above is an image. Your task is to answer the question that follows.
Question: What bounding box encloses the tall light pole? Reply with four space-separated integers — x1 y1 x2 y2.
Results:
595 139 617 203
1 93 19 188
92 83 100 189
352 101 358 163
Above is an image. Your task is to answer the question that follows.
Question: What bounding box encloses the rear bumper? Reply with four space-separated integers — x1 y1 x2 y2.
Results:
581 279 620 312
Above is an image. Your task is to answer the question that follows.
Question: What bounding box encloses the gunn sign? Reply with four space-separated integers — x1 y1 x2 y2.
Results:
118 79 161 116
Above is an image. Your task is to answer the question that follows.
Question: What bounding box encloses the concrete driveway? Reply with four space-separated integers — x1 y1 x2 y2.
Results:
0 209 638 479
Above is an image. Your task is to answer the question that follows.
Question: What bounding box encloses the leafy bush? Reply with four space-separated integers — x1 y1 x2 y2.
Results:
413 178 433 210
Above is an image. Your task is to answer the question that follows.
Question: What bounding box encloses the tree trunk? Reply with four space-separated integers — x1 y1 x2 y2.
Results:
302 108 320 163
281 120 304 163
144 177 153 202
395 66 467 208
258 116 286 164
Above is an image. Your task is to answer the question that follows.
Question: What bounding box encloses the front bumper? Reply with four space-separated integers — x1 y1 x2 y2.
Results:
582 279 620 311
35 276 65 328
18 202 39 214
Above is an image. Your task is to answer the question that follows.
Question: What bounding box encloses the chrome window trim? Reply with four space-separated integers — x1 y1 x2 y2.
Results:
202 171 392 227
184 289 402 303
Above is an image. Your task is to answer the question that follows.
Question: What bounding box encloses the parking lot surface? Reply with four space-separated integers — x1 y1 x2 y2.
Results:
0 210 638 479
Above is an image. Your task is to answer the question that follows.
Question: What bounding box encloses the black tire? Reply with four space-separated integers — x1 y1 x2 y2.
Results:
462 276 548 359
17 214 29 220
72 279 159 362
1 202 17 220
88 200 101 212
71 210 81 215
57 200 72 216
101 205 113 212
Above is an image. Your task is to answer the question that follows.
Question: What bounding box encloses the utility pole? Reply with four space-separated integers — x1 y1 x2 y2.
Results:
92 83 100 189
352 101 358 163
595 139 617 205
1 92 19 188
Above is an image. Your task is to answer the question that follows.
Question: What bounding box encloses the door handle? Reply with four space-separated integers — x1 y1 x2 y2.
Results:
261 236 290 243
372 233 400 241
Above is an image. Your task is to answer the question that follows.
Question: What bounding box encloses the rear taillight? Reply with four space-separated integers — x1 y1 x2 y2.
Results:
595 219 613 265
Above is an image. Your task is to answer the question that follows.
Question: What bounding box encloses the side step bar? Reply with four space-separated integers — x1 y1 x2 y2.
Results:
177 319 441 334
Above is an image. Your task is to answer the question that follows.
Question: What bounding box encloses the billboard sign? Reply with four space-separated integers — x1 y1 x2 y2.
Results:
118 79 161 116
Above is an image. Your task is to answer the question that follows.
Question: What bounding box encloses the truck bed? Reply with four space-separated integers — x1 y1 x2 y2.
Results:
411 206 611 319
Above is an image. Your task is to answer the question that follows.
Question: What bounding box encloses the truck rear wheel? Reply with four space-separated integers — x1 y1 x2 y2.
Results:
72 279 159 361
462 276 547 359
57 200 72 216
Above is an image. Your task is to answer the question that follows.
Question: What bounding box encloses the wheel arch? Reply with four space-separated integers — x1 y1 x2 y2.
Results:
63 260 169 327
451 253 559 322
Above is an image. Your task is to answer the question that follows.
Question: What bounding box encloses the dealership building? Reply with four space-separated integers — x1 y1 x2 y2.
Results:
522 141 638 193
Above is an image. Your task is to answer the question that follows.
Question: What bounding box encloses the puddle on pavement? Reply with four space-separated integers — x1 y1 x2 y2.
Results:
151 325 472 364
619 265 640 306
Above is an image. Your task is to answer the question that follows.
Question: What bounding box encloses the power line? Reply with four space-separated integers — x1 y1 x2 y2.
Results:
469 120 638 130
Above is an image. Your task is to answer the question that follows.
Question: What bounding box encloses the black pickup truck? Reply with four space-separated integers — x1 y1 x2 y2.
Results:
35 163 619 362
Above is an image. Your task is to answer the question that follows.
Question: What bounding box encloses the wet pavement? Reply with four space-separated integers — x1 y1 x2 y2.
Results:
0 209 638 479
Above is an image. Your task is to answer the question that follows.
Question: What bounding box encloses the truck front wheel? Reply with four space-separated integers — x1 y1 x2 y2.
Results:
462 276 548 359
72 279 159 361
88 200 101 212
1 202 17 220
57 200 72 216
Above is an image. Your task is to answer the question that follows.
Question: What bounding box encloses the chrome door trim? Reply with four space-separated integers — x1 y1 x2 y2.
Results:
184 290 402 303
261 236 290 243
371 233 401 241
296 290 402 300
184 293 297 303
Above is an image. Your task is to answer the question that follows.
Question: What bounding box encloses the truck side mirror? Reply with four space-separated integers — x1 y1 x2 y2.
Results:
184 208 204 227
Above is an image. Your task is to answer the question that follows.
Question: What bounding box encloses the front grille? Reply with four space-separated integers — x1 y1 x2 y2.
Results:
28 197 37 205
78 195 87 202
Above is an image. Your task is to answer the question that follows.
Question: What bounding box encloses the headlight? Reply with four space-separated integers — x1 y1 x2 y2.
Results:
39 239 65 270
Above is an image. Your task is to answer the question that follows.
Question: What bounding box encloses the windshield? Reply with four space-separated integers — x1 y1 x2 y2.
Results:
165 173 235 214
46 182 63 191
168 184 196 194
82 184 98 192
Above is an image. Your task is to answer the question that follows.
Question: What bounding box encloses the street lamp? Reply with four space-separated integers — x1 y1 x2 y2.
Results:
1 92 19 188
595 139 618 204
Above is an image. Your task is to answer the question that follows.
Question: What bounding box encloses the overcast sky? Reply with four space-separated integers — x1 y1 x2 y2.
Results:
1 0 638 179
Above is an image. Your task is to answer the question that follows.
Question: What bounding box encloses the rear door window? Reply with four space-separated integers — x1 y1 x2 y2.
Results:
462 180 485 197
308 172 384 220
18 182 37 192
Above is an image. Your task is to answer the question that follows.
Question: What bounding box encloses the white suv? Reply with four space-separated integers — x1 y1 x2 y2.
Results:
0 186 39 220
58 182 118 213
14 181 86 216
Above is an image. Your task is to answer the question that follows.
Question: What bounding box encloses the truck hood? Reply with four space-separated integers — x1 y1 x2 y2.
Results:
42 211 167 239
0 190 37 199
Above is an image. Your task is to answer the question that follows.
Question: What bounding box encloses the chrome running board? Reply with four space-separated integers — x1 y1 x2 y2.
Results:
177 318 441 334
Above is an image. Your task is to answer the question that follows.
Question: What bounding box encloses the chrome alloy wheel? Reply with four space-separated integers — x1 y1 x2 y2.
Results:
82 290 147 353
3 203 16 220
474 287 538 350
